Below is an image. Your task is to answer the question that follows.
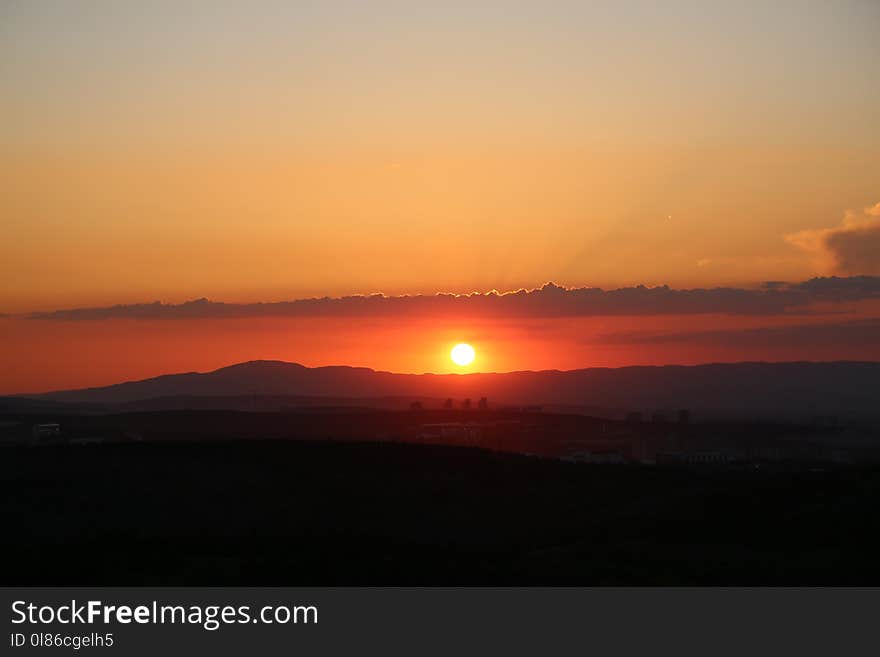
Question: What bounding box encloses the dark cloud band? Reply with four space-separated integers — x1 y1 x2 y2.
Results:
21 276 880 321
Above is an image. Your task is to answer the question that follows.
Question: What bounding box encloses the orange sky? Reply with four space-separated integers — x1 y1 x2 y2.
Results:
3 300 880 394
1 2 879 392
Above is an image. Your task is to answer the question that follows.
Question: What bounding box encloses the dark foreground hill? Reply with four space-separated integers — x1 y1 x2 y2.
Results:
3 439 880 584
18 360 880 422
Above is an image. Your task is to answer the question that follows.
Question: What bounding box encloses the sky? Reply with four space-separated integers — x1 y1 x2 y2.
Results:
1 1 879 392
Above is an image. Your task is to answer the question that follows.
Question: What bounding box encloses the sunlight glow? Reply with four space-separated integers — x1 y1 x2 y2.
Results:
451 343 476 366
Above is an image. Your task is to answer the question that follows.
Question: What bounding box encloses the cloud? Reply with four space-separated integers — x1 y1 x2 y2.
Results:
787 202 880 275
22 276 880 321
600 318 880 348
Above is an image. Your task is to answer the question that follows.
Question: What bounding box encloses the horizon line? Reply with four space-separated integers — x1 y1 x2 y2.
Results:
9 357 880 398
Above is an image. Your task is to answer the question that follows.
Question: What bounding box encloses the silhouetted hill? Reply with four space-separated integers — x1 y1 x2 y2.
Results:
20 360 880 420
5 439 880 584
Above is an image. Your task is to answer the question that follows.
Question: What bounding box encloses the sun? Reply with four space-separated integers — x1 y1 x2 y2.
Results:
450 343 476 366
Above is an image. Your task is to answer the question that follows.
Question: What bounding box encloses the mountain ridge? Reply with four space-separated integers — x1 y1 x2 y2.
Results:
14 360 880 418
